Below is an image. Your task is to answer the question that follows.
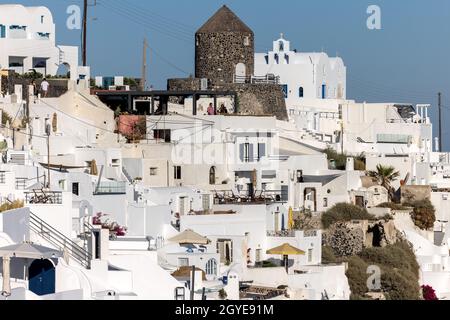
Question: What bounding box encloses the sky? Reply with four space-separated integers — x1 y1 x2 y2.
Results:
5 0 450 150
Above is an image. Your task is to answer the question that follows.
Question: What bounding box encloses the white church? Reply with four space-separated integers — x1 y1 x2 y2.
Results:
0 4 89 81
255 35 347 103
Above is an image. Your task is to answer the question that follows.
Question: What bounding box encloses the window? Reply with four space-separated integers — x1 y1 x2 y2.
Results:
282 84 288 98
323 197 328 208
308 249 313 263
257 143 266 161
239 143 253 163
217 239 233 264
150 167 158 176
279 40 284 51
299 87 304 98
205 258 217 275
209 166 216 185
178 258 189 267
0 172 5 184
153 129 171 143
174 166 182 180
0 25 5 38
111 159 120 167
41 15 44 24
71 182 80 195
202 194 211 210
244 36 250 46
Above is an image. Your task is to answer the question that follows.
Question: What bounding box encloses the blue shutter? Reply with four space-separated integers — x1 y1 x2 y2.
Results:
258 143 266 160
239 144 245 162
248 144 254 162
0 25 5 38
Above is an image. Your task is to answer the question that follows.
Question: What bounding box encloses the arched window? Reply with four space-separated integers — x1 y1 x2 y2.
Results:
279 41 284 52
205 258 217 275
209 166 216 185
299 87 304 98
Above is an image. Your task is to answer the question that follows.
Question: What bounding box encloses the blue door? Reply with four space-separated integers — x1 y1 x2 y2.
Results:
0 25 5 38
322 84 326 99
29 259 56 296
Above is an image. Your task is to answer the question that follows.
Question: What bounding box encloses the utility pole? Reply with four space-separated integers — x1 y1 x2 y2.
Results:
141 38 149 91
439 92 442 152
45 120 51 189
82 0 88 66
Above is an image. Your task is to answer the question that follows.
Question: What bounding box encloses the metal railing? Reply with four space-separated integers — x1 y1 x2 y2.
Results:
25 191 63 204
213 189 287 204
233 74 280 85
94 181 127 195
29 212 92 268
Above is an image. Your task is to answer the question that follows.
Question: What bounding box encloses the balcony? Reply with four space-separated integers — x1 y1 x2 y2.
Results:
267 230 296 237
213 189 287 205
233 74 280 85
93 181 127 195
25 191 63 205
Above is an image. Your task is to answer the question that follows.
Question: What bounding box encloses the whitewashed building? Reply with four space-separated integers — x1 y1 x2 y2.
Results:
0 4 89 80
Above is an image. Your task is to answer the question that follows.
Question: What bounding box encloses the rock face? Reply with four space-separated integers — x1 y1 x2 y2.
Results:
324 220 400 257
323 222 365 257
195 5 254 85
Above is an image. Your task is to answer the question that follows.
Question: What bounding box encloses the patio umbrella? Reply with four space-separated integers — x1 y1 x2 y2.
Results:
266 243 305 273
168 229 210 245
288 207 295 230
90 159 98 176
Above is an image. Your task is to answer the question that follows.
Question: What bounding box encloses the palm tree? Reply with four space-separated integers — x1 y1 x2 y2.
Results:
367 164 400 202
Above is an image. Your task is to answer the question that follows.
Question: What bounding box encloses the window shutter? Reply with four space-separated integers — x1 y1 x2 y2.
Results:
258 143 266 160
239 144 245 162
248 144 254 162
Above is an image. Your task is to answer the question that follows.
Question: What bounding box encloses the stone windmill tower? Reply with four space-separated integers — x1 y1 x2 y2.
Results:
195 5 254 86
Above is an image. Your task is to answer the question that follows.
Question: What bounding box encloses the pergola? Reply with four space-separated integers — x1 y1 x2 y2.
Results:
0 242 62 296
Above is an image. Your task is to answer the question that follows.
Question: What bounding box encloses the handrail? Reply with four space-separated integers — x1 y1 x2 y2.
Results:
29 212 92 268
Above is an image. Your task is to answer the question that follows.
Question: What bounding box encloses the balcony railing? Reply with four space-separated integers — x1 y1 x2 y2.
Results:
233 74 280 85
25 191 63 205
267 230 296 237
0 172 6 184
213 189 287 204
93 181 127 195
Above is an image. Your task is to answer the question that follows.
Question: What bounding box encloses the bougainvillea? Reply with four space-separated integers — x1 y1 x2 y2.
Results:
421 285 438 300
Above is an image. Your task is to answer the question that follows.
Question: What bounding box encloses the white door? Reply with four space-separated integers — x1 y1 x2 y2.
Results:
235 63 246 83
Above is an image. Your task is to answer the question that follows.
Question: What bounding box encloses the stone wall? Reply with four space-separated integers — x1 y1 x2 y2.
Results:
167 78 202 91
167 79 288 121
195 31 254 85
219 83 287 121
0 73 68 99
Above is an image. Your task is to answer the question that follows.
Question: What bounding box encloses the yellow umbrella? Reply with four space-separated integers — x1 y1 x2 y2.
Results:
90 159 98 176
288 207 295 230
266 243 305 273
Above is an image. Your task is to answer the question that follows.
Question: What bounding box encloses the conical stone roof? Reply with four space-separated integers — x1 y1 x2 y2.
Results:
196 5 253 34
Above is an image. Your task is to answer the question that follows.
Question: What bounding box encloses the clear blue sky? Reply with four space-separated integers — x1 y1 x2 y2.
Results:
6 0 450 149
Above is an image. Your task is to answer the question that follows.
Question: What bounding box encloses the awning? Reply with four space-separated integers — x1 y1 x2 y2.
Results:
168 229 210 245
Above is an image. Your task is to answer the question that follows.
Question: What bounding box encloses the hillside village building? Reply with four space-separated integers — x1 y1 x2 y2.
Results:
0 4 89 81
0 3 450 300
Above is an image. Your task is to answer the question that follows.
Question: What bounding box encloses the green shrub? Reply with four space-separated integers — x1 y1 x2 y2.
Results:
406 199 436 230
382 269 421 300
1 110 12 126
358 242 419 277
321 203 376 229
322 246 338 264
345 256 370 300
